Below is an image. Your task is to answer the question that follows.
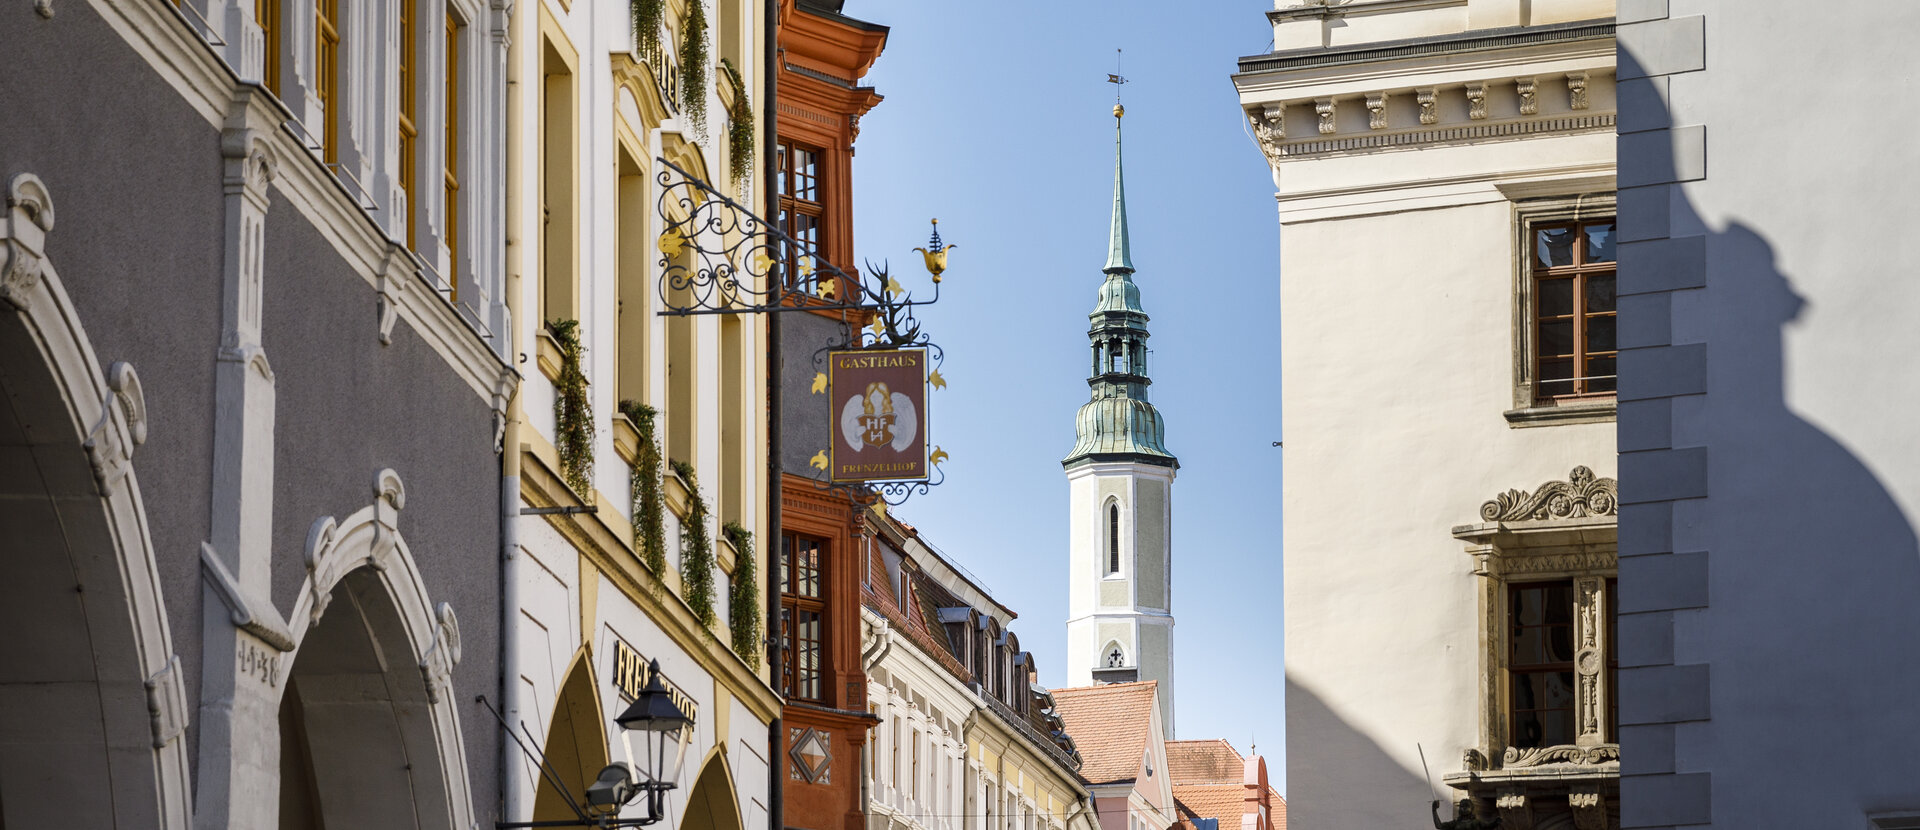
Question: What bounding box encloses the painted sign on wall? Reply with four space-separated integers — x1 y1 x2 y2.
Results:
828 348 928 481
612 639 700 729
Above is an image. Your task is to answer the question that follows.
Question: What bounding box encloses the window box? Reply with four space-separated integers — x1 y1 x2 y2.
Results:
536 327 563 383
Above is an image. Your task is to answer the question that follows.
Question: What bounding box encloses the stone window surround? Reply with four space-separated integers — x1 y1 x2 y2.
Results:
1506 192 1619 428
1446 467 1619 829
1103 496 1126 580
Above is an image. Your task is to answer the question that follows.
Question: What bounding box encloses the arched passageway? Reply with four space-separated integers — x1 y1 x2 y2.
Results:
0 172 188 829
279 567 456 830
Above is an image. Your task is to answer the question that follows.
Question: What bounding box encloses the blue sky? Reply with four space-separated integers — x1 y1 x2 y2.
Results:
844 1 1288 788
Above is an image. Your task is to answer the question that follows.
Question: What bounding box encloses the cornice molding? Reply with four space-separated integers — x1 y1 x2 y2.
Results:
1273 113 1613 158
1237 19 1614 75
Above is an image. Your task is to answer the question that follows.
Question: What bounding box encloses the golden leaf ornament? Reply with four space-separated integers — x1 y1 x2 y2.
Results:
929 370 946 390
809 450 829 471
811 373 828 394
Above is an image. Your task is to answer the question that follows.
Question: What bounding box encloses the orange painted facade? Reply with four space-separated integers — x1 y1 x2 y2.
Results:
776 4 888 830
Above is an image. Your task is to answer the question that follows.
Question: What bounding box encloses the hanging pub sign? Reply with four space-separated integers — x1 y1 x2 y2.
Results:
612 639 699 729
828 348 929 482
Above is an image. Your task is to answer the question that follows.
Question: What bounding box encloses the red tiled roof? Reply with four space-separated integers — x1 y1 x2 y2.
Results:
1170 785 1286 830
1049 681 1158 785
1167 739 1243 785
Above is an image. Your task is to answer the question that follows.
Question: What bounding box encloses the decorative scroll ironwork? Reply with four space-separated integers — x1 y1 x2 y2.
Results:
1479 465 1618 522
652 156 942 318
650 157 950 506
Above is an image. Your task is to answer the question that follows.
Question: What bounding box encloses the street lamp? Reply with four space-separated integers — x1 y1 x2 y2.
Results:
595 659 693 827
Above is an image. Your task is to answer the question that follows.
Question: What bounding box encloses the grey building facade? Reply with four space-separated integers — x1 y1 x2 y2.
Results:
1617 2 1920 827
1 1 512 827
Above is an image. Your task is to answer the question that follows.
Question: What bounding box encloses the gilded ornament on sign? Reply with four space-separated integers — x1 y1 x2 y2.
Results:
911 219 955 283
928 369 946 390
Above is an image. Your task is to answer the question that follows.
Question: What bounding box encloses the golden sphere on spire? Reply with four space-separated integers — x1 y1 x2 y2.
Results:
1114 104 1126 118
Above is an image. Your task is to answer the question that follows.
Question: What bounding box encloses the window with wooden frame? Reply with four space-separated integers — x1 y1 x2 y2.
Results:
1506 576 1617 751
775 141 823 289
445 11 463 300
316 0 339 163
1531 218 1617 402
258 0 281 94
398 0 418 249
780 533 826 702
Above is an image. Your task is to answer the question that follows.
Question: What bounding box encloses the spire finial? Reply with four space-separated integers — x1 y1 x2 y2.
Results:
1103 54 1134 274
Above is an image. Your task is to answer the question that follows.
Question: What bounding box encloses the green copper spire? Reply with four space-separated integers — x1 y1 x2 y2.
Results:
1104 105 1135 274
1066 104 1175 471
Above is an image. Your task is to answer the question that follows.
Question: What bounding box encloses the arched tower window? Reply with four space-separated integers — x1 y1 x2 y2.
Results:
1107 502 1121 575
1105 644 1126 668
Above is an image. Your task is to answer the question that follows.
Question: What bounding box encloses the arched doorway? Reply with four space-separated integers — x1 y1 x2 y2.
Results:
278 567 458 829
679 752 743 830
533 655 612 822
0 173 189 829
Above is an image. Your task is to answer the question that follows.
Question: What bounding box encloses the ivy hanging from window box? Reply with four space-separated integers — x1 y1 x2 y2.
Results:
549 319 594 502
721 58 753 189
630 0 665 64
679 0 709 136
621 400 667 576
672 459 717 627
724 521 761 661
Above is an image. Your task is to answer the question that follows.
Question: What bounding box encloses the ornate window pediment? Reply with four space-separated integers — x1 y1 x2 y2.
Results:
1447 467 1619 830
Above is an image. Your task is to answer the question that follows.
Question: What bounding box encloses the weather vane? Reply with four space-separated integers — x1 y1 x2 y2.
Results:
1107 48 1128 116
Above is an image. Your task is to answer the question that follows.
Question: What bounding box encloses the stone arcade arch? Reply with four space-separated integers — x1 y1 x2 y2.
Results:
279 470 475 830
679 750 744 830
0 173 191 829
532 652 612 823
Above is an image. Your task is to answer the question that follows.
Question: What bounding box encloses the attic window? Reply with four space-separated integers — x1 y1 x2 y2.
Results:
1144 750 1154 777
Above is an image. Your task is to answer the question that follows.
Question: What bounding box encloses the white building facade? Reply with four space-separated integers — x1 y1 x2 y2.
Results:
499 0 777 828
1232 1 1620 827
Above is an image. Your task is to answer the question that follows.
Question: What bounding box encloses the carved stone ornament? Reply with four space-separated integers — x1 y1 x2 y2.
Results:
1315 97 1337 134
1495 788 1534 830
1566 71 1590 110
1515 77 1539 115
2 173 56 311
1417 88 1439 125
84 362 149 493
1569 784 1608 830
1479 466 1617 521
1366 91 1388 130
303 468 408 623
145 654 188 748
1462 747 1489 771
1501 743 1619 768
1465 82 1488 120
1246 105 1285 168
418 602 462 703
376 248 414 346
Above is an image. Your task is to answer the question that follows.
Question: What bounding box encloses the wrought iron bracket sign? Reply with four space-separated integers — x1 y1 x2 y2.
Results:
652 157 944 318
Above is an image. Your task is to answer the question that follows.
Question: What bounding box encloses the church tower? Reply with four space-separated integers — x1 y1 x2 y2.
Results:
1064 101 1178 737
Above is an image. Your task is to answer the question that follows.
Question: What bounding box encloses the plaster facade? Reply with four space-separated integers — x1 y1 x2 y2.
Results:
498 0 778 827
1232 1 1619 827
1 0 513 826
1614 2 1920 826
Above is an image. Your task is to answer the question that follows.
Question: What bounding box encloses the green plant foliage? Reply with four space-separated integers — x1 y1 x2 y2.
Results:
721 59 753 187
723 521 761 661
631 0 665 62
673 459 716 627
679 0 709 135
549 319 594 503
621 400 667 576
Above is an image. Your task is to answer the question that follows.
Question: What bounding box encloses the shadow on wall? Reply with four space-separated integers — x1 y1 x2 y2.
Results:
1617 44 1920 827
1284 677 1439 829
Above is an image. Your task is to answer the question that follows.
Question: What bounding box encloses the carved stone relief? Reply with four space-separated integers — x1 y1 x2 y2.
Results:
1315 97 1337 134
1566 72 1590 110
1480 466 1618 521
145 654 188 749
1246 105 1285 168
1466 82 1488 120
84 362 148 492
1516 77 1539 116
1417 88 1439 125
1496 788 1534 830
1569 785 1607 830
1502 744 1619 768
1366 91 1389 130
1574 577 1605 743
2 173 55 311
418 602 463 703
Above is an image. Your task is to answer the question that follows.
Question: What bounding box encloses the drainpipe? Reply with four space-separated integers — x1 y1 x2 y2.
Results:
1065 796 1093 830
499 5 527 824
859 619 893 829
763 2 784 830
